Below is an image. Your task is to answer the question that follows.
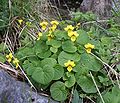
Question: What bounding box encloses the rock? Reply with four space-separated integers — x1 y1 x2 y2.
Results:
0 69 58 103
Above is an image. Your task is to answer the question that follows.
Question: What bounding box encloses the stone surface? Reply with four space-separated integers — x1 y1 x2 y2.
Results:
0 69 58 103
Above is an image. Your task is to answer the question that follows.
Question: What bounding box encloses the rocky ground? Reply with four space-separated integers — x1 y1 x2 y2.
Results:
0 69 58 103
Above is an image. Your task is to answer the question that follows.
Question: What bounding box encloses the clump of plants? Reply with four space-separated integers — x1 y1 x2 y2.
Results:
2 11 120 103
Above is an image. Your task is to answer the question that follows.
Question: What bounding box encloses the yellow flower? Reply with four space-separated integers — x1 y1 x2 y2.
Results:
6 52 13 63
47 34 54 41
37 32 42 40
64 60 75 72
84 43 95 53
26 21 31 26
18 19 23 25
13 58 19 68
50 20 59 26
49 26 56 33
64 25 74 33
68 31 79 42
76 23 80 29
40 21 48 30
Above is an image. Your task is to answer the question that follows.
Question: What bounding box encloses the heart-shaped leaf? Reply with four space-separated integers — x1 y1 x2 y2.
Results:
50 81 68 101
32 65 54 84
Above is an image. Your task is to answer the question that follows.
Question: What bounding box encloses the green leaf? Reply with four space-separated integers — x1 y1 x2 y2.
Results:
80 53 102 71
22 60 38 76
78 45 85 54
58 51 80 66
50 47 58 53
34 41 48 54
76 75 97 93
40 58 57 68
54 30 68 40
62 41 77 53
46 39 61 48
53 65 64 80
72 89 83 103
37 50 51 59
76 30 90 45
0 54 5 63
32 65 54 84
65 73 76 88
16 47 34 59
50 81 68 101
73 62 89 74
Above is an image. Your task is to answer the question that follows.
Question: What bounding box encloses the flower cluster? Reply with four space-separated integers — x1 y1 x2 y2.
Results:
84 43 95 53
6 52 19 68
64 60 76 72
64 25 79 42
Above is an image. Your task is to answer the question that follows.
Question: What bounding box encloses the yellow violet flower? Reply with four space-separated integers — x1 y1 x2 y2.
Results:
37 32 42 40
64 25 74 33
18 19 23 25
68 31 79 42
47 34 54 41
6 52 13 63
76 23 80 29
40 21 48 30
84 43 95 53
49 26 56 33
13 58 19 68
26 21 31 26
64 60 75 72
50 20 59 26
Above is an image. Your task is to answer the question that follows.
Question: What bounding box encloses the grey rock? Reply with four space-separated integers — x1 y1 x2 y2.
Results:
0 69 58 103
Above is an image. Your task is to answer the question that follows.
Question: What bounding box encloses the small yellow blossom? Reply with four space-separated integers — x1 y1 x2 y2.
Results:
6 52 13 63
40 21 48 30
50 20 59 26
13 58 19 68
64 25 74 33
26 21 31 26
84 43 95 53
37 32 42 40
49 26 56 33
76 23 80 29
18 19 23 25
64 60 75 72
68 31 79 42
47 34 54 41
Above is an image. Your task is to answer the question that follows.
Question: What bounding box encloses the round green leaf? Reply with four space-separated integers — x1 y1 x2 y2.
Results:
53 65 64 80
46 40 61 48
73 62 89 74
50 81 68 101
76 30 90 45
34 41 48 54
62 41 77 53
16 47 34 59
58 51 80 66
65 74 76 88
54 30 68 40
37 50 51 59
41 58 57 67
50 47 58 53
32 65 54 84
80 53 102 71
76 75 97 93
